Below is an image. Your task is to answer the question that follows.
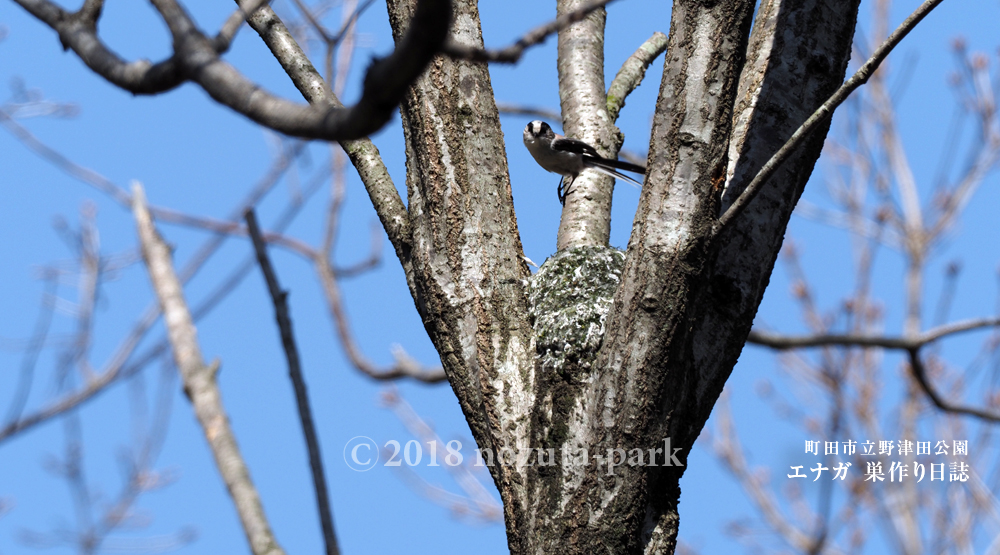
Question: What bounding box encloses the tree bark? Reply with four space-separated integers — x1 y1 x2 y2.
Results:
386 0 860 553
555 0 615 250
384 0 537 546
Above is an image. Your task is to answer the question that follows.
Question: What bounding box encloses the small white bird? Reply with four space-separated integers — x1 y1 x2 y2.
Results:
522 120 645 204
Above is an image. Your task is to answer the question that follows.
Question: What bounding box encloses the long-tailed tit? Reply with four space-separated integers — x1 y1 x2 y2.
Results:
522 120 645 204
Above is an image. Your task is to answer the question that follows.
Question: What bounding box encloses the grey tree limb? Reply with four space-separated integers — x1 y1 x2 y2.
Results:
606 31 669 123
652 5 863 551
385 0 535 547
716 0 947 231
554 0 614 250
132 184 286 555
12 0 452 141
237 1 413 271
571 1 756 551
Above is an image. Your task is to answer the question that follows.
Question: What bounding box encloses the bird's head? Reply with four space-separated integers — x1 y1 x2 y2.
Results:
523 120 554 144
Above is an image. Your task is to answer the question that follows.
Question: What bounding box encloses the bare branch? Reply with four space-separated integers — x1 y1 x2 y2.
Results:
1 106 318 263
155 209 317 260
132 183 286 555
329 0 376 46
12 0 185 93
709 396 846 554
289 0 335 43
718 0 947 231
245 210 340 555
75 0 103 26
239 2 412 265
0 108 131 205
380 389 503 522
747 316 1000 350
496 102 562 123
13 0 451 141
907 349 1000 423
3 276 57 426
442 0 619 63
748 317 1000 423
0 124 313 447
555 0 615 250
315 258 445 383
215 0 271 52
606 31 668 122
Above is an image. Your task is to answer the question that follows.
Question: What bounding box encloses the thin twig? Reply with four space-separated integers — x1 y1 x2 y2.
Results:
75 0 104 25
289 0 334 43
216 0 272 52
496 103 562 123
4 276 57 426
907 349 1000 423
0 145 307 446
315 257 446 383
747 316 1000 350
245 209 340 555
442 0 619 63
717 0 947 231
748 316 1000 423
330 0 375 45
0 108 131 205
380 389 503 522
156 209 317 260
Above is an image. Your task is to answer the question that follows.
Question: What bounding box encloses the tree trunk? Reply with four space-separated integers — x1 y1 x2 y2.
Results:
386 0 861 552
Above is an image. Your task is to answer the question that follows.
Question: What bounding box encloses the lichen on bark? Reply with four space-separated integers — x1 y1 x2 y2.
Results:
528 245 625 372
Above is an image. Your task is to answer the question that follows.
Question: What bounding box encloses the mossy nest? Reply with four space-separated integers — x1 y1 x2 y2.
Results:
527 246 625 372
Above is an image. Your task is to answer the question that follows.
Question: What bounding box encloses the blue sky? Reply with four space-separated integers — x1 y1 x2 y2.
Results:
1 0 999 554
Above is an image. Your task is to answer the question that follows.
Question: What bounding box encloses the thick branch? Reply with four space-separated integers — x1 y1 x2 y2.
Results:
238 2 412 269
386 0 535 548
717 0 947 230
544 1 757 551
13 0 451 141
132 184 285 555
554 0 613 250
215 0 271 52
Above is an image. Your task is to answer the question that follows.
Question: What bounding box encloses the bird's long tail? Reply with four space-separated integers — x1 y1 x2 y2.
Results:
585 158 645 188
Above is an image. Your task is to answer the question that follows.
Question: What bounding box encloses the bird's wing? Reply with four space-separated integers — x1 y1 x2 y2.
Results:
553 137 645 174
551 137 600 157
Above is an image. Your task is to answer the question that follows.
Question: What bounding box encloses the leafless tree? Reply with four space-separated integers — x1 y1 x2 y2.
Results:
6 0 994 553
708 1 1000 552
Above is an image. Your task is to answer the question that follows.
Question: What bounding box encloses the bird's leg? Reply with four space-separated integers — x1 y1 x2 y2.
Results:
558 175 576 206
